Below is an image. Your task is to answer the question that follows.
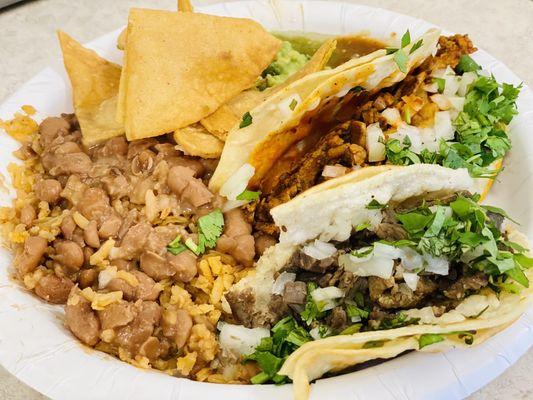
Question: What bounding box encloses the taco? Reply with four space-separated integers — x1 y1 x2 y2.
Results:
209 30 521 238
220 164 532 399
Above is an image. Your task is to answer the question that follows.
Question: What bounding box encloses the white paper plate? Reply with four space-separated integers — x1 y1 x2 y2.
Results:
1 1 532 399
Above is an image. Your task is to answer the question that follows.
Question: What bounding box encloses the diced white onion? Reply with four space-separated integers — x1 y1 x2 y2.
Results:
399 247 424 271
419 128 439 152
219 163 255 200
458 72 477 96
447 96 465 111
423 82 439 93
424 255 449 275
351 315 362 323
221 199 250 212
339 253 395 279
311 286 344 302
219 324 270 357
403 272 420 291
431 93 452 110
443 75 460 96
390 124 423 153
381 108 402 126
303 240 338 260
366 123 386 162
434 111 455 141
373 242 403 259
322 164 348 178
306 97 321 111
271 272 296 295
309 327 321 340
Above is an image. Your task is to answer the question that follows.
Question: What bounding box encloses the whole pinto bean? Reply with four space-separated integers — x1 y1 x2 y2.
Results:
15 236 48 276
34 274 74 304
83 220 100 248
162 309 193 348
65 289 101 346
167 250 197 283
140 251 175 281
35 179 62 204
53 240 84 271
19 204 36 226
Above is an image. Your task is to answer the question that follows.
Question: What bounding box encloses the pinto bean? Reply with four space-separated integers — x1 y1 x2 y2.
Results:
34 274 74 304
39 117 69 148
167 166 213 207
35 179 62 204
44 152 92 176
106 278 136 301
167 251 197 283
77 187 110 221
66 290 101 346
167 166 195 194
162 309 193 348
19 204 36 226
83 220 100 248
55 141 81 154
98 301 135 330
54 240 84 270
15 236 48 276
114 301 161 354
78 268 98 288
101 137 128 157
217 209 255 267
173 158 205 178
224 209 252 237
98 213 122 239
131 270 161 301
139 336 161 360
254 234 277 256
140 251 175 281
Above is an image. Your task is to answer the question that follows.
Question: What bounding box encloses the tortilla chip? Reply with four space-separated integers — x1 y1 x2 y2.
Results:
58 31 124 146
178 0 194 12
117 28 127 51
173 125 224 159
119 9 281 141
201 39 337 140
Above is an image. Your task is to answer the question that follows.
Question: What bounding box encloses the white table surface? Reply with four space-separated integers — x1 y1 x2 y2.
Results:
0 0 532 399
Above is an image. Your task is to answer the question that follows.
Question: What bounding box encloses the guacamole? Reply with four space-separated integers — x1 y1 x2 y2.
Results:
256 41 310 90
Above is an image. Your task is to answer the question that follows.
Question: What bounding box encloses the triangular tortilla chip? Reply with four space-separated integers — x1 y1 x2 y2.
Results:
200 39 336 140
58 31 124 146
178 0 194 12
173 124 223 159
119 9 281 141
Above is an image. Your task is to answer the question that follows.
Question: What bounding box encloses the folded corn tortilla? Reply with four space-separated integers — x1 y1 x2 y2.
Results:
209 29 441 192
225 164 532 399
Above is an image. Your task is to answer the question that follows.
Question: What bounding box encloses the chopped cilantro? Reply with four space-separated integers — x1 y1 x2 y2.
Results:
394 49 409 73
409 38 423 54
289 99 298 110
190 209 224 255
418 333 444 349
401 30 411 48
300 282 322 325
433 77 445 93
456 54 481 74
345 303 369 320
340 324 362 335
167 235 187 255
239 111 253 128
377 313 420 330
366 199 388 210
236 189 261 201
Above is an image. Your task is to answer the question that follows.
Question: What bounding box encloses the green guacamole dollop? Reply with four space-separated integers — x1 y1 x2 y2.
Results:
256 41 309 90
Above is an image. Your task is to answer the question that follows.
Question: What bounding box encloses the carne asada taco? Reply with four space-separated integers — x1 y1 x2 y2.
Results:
210 29 521 238
221 164 532 398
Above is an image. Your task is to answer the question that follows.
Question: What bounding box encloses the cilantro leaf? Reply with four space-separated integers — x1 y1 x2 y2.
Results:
194 209 225 254
362 340 386 349
433 77 445 93
394 49 409 73
366 199 388 210
409 38 423 54
401 30 411 48
418 333 445 349
456 54 481 74
239 111 253 128
236 189 261 201
396 212 433 234
167 235 188 255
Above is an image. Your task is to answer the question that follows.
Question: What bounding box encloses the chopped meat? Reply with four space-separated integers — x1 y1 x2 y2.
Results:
42 152 92 176
327 306 347 330
369 275 437 309
374 223 408 241
255 121 367 236
167 250 198 283
290 250 336 273
283 281 307 304
443 271 489 300
429 34 477 70
226 288 257 328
